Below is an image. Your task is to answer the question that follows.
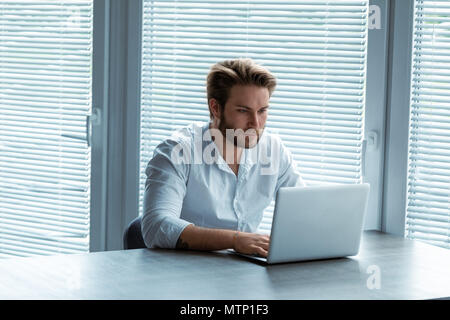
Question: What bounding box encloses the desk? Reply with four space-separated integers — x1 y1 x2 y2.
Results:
1 231 450 299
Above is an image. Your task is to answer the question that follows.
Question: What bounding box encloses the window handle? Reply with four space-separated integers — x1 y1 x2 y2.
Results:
361 131 378 179
61 108 101 147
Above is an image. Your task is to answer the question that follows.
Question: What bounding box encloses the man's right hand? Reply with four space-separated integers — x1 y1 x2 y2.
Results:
233 231 270 258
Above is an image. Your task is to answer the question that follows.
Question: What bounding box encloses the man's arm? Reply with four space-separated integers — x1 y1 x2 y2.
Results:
142 137 270 256
177 225 270 257
142 138 192 249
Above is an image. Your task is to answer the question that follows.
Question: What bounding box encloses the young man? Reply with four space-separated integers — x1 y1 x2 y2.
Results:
142 58 305 257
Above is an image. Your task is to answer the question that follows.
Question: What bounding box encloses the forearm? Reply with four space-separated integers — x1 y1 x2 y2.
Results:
176 224 236 251
176 224 270 257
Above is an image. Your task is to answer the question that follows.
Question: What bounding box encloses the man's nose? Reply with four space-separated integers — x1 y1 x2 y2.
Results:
248 112 260 128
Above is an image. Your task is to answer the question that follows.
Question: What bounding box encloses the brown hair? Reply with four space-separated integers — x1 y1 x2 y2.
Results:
206 58 277 119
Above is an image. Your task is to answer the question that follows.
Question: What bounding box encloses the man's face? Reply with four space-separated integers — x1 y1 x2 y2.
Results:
217 85 270 149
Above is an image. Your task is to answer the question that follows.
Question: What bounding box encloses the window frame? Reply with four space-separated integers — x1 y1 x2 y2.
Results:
91 0 142 251
364 0 391 230
381 0 414 236
90 0 109 252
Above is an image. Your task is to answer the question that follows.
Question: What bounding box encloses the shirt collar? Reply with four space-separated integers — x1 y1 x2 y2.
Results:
202 123 259 176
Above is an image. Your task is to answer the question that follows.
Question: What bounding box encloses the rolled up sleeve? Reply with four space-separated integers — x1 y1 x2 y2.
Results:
141 139 193 249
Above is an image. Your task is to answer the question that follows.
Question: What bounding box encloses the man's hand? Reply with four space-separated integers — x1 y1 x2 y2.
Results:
233 231 270 258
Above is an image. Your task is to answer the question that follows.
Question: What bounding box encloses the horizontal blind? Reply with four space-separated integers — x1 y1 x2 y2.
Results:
406 0 450 249
140 0 368 232
0 0 93 258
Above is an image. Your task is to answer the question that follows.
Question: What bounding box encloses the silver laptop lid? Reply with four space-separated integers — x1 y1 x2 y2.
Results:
267 183 370 264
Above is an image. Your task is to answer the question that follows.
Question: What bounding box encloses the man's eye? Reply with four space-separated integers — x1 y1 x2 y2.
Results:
238 109 247 113
259 109 267 113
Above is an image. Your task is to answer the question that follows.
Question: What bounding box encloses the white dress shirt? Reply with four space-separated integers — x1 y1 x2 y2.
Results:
142 121 305 248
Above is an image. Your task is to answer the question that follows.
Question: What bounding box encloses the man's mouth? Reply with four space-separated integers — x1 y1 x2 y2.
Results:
244 128 260 135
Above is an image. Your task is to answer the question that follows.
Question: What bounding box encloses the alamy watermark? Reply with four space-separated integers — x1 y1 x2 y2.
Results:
366 264 381 290
369 5 382 30
170 126 283 176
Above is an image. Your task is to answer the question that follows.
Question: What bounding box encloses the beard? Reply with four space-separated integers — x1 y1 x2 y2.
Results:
218 113 264 149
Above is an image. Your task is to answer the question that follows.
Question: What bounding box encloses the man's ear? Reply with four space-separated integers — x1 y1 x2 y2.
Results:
209 98 221 122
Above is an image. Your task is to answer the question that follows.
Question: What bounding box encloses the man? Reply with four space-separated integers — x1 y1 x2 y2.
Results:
142 58 305 257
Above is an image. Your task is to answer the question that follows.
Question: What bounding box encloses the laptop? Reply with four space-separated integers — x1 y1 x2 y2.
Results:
230 183 370 264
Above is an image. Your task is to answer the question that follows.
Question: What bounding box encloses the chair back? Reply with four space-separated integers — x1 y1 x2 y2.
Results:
123 216 146 249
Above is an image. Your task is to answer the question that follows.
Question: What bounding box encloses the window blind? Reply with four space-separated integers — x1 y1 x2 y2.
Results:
0 1 93 258
140 0 368 232
406 0 450 249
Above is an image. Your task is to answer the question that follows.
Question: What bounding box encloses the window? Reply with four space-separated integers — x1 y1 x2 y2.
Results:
406 0 450 249
140 0 369 231
0 1 93 257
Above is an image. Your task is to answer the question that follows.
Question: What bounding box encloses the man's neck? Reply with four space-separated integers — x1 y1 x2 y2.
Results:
209 123 243 167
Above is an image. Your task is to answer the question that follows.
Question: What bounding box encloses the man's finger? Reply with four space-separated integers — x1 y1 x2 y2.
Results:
260 242 269 250
249 244 268 258
257 246 268 258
